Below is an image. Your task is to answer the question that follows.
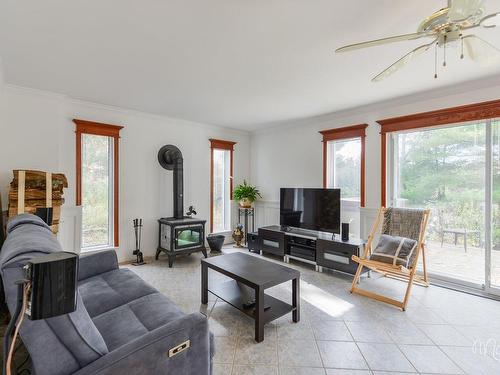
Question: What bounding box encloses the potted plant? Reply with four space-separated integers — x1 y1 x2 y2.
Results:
233 180 262 208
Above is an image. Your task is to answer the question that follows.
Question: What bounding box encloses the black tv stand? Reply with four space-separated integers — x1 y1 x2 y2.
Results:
256 225 368 276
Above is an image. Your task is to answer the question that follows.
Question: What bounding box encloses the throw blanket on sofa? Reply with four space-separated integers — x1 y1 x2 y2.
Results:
0 214 59 269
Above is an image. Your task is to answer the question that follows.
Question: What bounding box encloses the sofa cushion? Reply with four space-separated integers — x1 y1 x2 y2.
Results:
210 331 215 358
92 292 185 351
46 293 109 367
78 250 119 281
78 268 157 317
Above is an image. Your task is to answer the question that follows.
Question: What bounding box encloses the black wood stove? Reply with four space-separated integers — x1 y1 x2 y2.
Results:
155 145 207 267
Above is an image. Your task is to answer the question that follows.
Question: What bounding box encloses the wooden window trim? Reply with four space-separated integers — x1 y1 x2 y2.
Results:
74 119 123 247
209 138 237 233
377 98 500 206
320 124 367 207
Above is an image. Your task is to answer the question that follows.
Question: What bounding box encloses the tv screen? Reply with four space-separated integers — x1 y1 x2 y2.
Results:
280 188 341 234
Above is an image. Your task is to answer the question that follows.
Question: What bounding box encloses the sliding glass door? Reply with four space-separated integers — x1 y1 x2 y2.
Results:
489 120 500 292
389 119 499 293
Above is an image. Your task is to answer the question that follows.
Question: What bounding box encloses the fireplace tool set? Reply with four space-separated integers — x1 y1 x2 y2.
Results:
132 218 145 266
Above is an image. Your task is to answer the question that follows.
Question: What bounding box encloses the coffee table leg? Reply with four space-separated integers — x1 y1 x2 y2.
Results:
201 263 208 305
255 287 265 342
292 277 300 323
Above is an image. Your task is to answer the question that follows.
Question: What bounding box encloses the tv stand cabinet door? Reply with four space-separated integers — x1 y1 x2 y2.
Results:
316 239 362 275
258 229 285 256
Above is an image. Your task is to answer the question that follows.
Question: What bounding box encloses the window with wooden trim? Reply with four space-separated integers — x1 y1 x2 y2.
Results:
378 99 500 207
320 124 367 207
210 139 236 233
74 119 123 250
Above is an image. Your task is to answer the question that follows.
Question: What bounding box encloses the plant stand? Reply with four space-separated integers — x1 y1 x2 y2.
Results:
238 207 255 246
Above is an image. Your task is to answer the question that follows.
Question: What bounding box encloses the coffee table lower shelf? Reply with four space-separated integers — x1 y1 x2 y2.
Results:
208 280 295 324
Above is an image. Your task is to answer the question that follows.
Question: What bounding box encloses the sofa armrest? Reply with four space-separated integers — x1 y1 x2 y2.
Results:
72 312 212 375
78 250 119 281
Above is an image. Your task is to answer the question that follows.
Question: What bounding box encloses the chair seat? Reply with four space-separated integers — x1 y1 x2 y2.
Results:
352 255 411 274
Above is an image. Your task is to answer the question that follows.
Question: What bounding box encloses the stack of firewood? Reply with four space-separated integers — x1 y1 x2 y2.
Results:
8 170 68 234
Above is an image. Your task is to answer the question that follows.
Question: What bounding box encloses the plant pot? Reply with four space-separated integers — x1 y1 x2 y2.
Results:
238 198 253 208
206 234 225 252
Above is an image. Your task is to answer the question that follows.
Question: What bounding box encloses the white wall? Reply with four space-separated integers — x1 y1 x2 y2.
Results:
3 59 500 254
250 79 500 235
0 85 251 261
0 60 8 215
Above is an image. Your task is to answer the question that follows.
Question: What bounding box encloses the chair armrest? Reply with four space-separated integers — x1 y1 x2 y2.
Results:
72 312 212 375
78 250 119 281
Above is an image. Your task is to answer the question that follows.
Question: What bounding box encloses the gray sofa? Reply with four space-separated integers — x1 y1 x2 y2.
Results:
0 214 214 375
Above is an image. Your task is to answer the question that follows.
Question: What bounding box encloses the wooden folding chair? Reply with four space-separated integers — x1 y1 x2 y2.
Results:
350 207 431 311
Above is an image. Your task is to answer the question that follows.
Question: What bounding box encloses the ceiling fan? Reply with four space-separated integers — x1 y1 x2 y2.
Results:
336 0 500 81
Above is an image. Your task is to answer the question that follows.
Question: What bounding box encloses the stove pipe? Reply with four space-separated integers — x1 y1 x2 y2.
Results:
158 145 184 219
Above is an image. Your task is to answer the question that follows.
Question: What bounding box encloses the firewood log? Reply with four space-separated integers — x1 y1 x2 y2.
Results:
9 190 63 201
10 170 68 190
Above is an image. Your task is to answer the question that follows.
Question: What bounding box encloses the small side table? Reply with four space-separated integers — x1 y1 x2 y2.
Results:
441 228 481 253
238 207 255 246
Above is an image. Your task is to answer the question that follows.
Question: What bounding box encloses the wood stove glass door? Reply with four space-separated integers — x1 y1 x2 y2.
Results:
175 225 203 250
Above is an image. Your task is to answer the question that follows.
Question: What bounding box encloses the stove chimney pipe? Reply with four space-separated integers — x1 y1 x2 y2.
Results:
158 145 184 219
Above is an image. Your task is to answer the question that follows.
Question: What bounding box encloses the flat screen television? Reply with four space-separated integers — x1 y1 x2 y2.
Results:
280 188 341 234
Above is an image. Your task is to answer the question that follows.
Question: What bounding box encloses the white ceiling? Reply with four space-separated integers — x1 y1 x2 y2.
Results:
1 0 500 130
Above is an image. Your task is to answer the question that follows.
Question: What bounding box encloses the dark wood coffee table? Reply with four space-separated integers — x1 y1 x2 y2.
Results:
201 252 300 342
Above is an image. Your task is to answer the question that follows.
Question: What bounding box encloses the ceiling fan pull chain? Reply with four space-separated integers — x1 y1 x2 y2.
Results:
443 34 447 67
434 42 438 79
460 34 464 59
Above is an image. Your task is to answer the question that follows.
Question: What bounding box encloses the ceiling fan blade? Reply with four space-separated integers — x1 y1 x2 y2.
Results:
463 35 500 66
448 0 485 22
372 41 436 82
479 11 500 27
336 32 427 53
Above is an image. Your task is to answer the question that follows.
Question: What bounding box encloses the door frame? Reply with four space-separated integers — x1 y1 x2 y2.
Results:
385 119 499 295
378 101 500 296
484 120 500 296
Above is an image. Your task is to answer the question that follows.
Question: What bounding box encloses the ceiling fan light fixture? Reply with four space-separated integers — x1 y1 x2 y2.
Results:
480 11 500 27
336 0 500 81
448 0 485 23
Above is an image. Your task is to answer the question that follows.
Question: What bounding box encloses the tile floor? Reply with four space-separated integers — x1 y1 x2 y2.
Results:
126 247 500 375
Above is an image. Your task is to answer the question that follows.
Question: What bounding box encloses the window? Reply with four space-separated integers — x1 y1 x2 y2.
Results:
327 138 362 201
378 99 500 295
320 124 367 206
210 139 236 233
74 119 123 250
